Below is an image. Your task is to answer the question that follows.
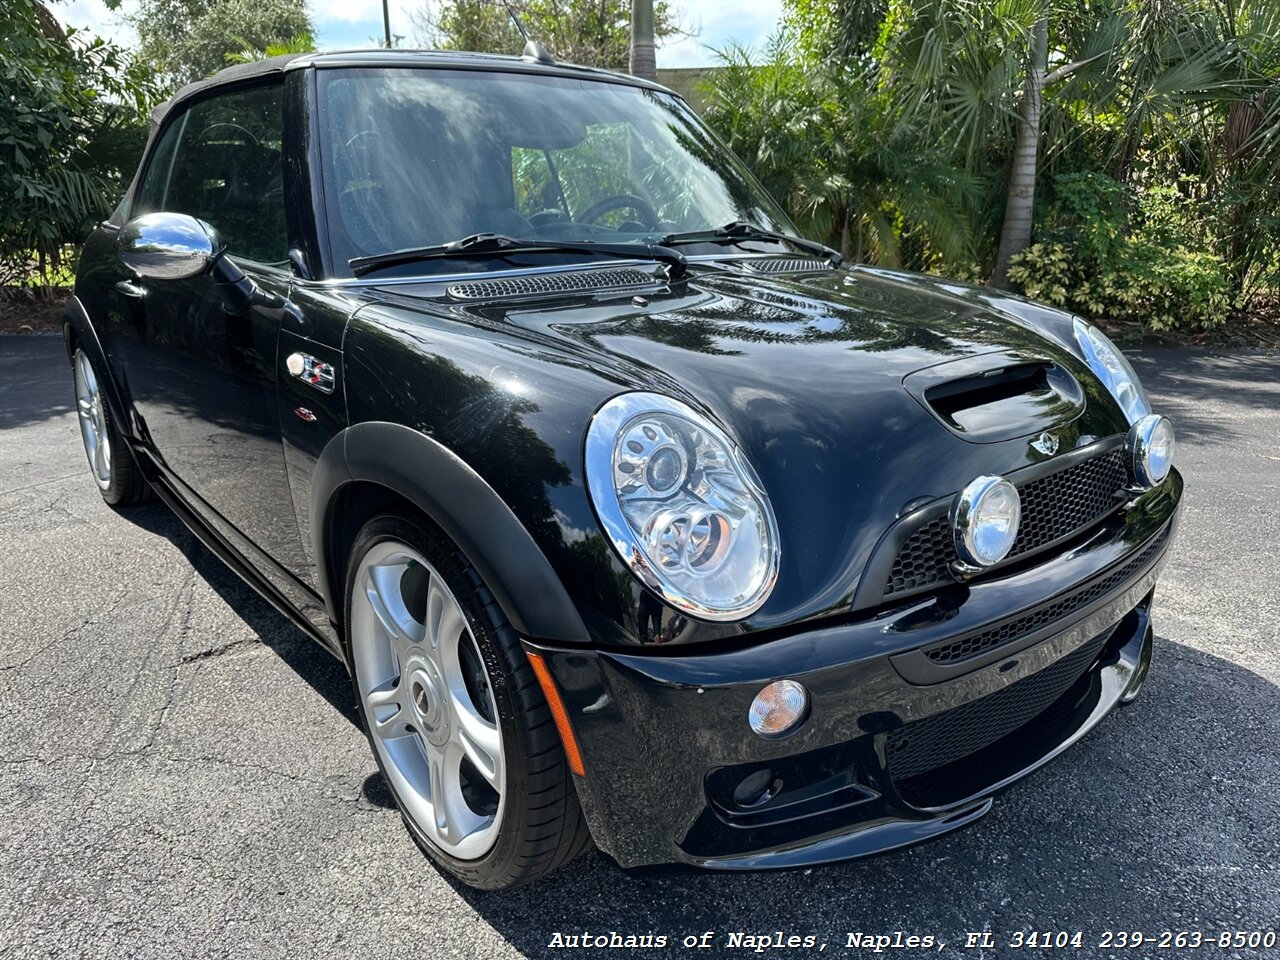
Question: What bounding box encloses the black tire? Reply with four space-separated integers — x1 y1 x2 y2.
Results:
71 347 151 508
344 513 592 890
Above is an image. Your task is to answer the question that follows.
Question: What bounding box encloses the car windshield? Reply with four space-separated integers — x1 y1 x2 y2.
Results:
316 66 798 276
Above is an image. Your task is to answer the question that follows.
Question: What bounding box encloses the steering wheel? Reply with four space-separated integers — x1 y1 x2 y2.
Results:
198 122 260 147
577 194 659 230
345 130 386 151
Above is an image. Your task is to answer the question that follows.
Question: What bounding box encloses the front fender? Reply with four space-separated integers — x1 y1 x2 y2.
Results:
311 421 590 644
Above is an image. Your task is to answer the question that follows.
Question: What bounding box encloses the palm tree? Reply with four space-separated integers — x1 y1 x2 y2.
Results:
992 14 1048 288
32 0 63 41
225 32 316 64
629 0 656 81
704 39 976 266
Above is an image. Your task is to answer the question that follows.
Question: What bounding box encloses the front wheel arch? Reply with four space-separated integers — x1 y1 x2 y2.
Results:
63 297 131 442
312 422 590 648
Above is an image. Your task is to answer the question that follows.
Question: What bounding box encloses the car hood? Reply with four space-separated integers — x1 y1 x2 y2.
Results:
353 262 1128 640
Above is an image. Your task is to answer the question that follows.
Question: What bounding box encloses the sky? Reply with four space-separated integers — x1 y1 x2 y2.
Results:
51 0 785 68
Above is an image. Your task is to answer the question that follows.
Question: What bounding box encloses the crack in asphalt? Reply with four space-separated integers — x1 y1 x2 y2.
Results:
0 749 379 813
0 593 142 673
137 568 199 757
0 472 83 499
175 637 261 665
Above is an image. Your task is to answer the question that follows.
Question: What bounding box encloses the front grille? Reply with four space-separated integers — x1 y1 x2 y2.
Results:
740 257 831 274
886 625 1112 783
1010 448 1129 556
886 515 954 595
922 525 1169 665
884 447 1130 597
447 268 653 300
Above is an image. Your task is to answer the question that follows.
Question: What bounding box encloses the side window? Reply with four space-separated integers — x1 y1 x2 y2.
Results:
133 116 184 216
133 84 288 265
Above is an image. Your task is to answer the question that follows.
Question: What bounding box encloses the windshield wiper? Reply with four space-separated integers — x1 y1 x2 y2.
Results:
660 221 842 267
349 233 688 279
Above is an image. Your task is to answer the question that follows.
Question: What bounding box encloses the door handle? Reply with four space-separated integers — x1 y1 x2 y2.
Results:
114 280 146 299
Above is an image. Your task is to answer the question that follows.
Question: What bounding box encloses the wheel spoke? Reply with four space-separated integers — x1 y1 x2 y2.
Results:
366 680 414 740
427 743 448 841
365 563 424 658
424 578 460 655
452 692 503 789
432 741 485 846
434 602 465 661
77 398 93 418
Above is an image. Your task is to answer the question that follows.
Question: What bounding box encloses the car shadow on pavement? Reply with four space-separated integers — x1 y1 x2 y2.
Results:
117 501 361 729
444 635 1279 960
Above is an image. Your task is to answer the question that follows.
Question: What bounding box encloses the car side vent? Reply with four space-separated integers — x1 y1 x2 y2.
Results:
446 268 654 300
741 257 831 274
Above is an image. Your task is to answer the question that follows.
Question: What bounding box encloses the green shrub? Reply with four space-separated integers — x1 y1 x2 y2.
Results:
1007 172 1234 332
0 2 154 288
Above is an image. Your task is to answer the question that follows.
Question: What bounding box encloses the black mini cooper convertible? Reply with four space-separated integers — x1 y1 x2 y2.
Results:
67 48 1181 890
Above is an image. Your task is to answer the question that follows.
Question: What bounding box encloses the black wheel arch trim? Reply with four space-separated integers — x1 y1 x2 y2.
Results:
62 294 132 439
312 420 591 645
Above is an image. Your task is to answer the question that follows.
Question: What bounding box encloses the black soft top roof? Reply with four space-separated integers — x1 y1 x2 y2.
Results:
149 49 674 127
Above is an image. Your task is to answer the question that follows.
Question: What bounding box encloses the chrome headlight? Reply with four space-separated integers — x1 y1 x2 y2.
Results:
1128 414 1175 488
585 393 780 621
1073 318 1150 424
951 475 1022 568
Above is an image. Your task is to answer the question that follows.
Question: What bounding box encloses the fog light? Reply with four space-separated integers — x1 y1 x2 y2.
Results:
951 475 1021 568
748 680 808 739
1128 414 1174 488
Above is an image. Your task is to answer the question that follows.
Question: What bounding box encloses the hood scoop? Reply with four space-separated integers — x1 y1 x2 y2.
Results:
447 267 656 301
904 351 1085 443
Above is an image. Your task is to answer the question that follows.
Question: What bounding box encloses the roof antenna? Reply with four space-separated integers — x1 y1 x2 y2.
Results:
502 0 555 64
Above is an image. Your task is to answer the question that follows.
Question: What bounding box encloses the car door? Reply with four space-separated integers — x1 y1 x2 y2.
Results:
110 81 311 584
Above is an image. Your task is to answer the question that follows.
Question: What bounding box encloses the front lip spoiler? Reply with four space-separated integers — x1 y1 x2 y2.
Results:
690 603 1150 871
693 799 995 871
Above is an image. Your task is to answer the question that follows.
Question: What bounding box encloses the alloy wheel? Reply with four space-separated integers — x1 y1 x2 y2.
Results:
73 349 111 490
351 541 505 860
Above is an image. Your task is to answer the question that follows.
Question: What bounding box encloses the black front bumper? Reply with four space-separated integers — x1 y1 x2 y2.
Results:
528 472 1181 870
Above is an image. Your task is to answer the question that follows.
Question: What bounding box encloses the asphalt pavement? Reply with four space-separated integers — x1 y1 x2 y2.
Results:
1 335 1277 959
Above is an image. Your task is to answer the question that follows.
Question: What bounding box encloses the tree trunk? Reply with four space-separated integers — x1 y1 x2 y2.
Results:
629 0 656 81
991 15 1048 289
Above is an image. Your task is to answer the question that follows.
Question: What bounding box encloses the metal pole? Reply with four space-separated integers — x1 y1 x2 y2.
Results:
382 0 392 47
630 0 656 81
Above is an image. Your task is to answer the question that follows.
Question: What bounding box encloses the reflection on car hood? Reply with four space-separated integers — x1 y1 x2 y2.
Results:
358 261 1127 636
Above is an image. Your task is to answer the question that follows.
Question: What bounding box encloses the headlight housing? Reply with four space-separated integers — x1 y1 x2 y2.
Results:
951 475 1022 568
1128 414 1175 488
1073 318 1150 424
585 393 780 621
